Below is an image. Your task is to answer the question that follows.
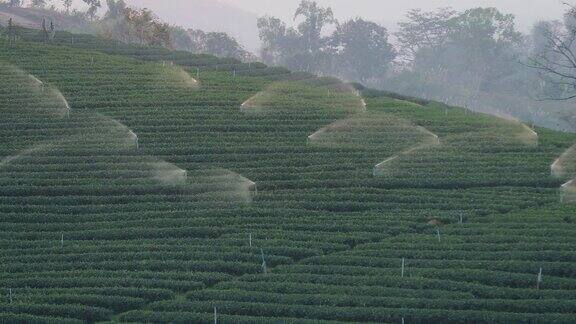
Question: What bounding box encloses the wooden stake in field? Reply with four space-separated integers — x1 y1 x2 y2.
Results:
261 248 267 274
213 306 217 324
8 18 16 46
42 18 49 43
61 233 64 248
255 182 259 196
436 228 441 242
129 131 139 150
401 258 405 278
249 233 252 247
537 267 543 290
8 288 12 303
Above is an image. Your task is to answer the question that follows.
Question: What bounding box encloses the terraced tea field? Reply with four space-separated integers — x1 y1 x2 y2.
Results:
1 28 576 323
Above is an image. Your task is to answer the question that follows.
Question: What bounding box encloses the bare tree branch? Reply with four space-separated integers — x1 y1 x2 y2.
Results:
528 6 576 100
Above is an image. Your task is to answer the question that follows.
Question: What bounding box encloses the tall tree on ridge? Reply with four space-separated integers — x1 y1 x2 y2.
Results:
82 0 101 20
330 18 396 83
294 0 335 71
30 0 47 8
529 3 576 100
62 0 72 13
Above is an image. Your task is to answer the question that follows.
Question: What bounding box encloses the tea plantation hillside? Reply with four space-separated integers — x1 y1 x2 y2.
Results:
1 29 576 323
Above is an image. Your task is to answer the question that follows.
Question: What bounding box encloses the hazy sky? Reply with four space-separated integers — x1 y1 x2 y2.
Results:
219 0 567 31
120 0 570 52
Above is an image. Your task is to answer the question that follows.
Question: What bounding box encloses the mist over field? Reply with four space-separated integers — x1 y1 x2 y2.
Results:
115 0 575 131
2 1 576 322
125 0 567 50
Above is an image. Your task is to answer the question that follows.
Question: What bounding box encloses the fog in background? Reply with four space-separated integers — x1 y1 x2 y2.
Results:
36 0 574 131
220 0 565 30
126 0 567 51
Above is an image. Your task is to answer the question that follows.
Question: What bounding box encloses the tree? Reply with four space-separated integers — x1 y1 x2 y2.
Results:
397 7 521 65
396 8 458 62
396 7 522 89
186 29 251 60
62 0 72 13
293 0 335 71
82 0 101 20
123 7 171 47
257 16 302 65
98 2 170 47
0 0 23 7
149 21 170 47
30 0 47 7
450 8 523 92
257 1 335 72
330 18 396 83
529 4 576 100
387 6 529 116
170 26 198 53
99 0 131 42
124 7 154 44
294 0 335 53
258 16 287 63
104 0 126 19
452 7 521 47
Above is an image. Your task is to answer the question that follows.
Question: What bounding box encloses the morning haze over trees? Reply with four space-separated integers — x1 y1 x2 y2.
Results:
257 1 396 84
0 0 253 60
529 4 576 101
0 0 575 127
257 1 576 130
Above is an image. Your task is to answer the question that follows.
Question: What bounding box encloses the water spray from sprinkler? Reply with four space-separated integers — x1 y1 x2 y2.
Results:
373 126 440 176
261 248 267 274
249 181 258 198
560 179 576 204
360 98 367 112
130 131 139 150
29 74 44 92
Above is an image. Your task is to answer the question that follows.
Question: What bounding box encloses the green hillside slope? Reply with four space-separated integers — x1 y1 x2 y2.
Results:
1 30 576 323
